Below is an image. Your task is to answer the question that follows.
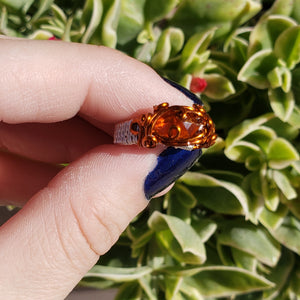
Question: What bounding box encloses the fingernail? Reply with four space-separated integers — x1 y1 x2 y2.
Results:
144 78 203 200
162 77 202 105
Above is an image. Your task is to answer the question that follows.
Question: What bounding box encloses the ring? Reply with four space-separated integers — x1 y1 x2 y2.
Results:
114 102 217 151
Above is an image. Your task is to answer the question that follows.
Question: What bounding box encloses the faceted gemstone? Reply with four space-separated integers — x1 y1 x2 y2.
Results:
152 107 204 144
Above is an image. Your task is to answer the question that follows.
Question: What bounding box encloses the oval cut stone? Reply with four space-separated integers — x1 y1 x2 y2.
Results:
152 107 204 144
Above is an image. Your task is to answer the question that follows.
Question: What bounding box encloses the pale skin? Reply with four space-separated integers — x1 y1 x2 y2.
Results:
0 37 194 299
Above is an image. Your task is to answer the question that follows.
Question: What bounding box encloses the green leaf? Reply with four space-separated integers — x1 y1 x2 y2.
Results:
238 50 279 89
225 113 274 146
203 74 235 100
115 281 141 300
228 36 249 69
292 0 300 22
85 265 153 281
165 275 183 300
272 170 297 200
117 0 145 45
51 3 67 24
30 0 54 24
225 141 262 164
269 0 295 16
0 0 34 12
144 0 179 23
270 216 300 255
138 275 156 300
259 204 288 230
180 172 250 217
231 248 257 272
151 27 184 69
166 183 196 222
171 0 261 39
191 218 217 243
148 212 206 264
263 248 295 299
28 29 53 40
101 0 121 48
181 266 274 297
269 88 295 122
81 0 103 44
180 28 215 72
274 25 300 69
217 220 281 266
267 137 299 169
248 15 297 56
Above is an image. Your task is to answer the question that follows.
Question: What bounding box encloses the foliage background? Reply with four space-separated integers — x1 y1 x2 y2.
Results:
1 0 299 299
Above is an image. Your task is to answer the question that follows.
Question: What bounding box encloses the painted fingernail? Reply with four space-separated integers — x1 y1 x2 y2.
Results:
144 78 203 200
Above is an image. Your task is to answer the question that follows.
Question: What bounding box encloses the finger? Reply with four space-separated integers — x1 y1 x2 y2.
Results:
0 145 158 299
0 151 61 206
0 117 112 164
0 39 193 124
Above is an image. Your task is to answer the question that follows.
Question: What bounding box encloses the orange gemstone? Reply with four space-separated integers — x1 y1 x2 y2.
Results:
131 102 216 150
152 107 205 144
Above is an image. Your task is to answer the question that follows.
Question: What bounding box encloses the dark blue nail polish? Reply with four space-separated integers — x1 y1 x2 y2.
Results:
144 147 202 199
162 77 202 105
144 78 203 200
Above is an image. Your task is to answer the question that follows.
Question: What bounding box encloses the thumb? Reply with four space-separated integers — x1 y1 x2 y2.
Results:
0 145 157 299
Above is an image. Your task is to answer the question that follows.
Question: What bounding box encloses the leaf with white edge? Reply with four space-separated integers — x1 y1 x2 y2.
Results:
0 0 34 11
225 141 262 163
138 275 156 300
264 117 299 141
248 15 297 56
281 67 292 92
238 50 279 89
148 212 206 264
270 216 300 255
261 167 280 211
30 0 54 23
101 0 121 48
180 28 216 71
81 0 103 44
259 204 288 230
117 0 144 45
203 74 235 100
165 275 183 300
144 0 179 23
287 106 300 128
84 265 153 282
191 218 217 243
115 282 141 300
180 172 250 218
267 137 299 169
151 27 184 69
225 113 275 146
267 67 283 89
29 29 53 40
274 25 300 69
263 248 295 300
166 183 196 222
217 220 281 266
231 248 257 272
272 170 297 200
179 280 204 300
269 87 295 121
51 4 67 24
244 127 276 152
181 266 274 297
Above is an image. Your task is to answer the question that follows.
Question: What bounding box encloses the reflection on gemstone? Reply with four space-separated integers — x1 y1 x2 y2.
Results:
130 102 217 150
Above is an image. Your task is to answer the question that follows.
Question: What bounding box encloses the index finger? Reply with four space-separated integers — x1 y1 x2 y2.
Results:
0 38 192 124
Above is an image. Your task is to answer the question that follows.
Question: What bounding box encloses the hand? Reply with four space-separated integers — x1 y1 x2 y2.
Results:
0 37 195 299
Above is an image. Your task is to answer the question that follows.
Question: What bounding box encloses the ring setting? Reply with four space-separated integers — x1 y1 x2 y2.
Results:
114 102 217 151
